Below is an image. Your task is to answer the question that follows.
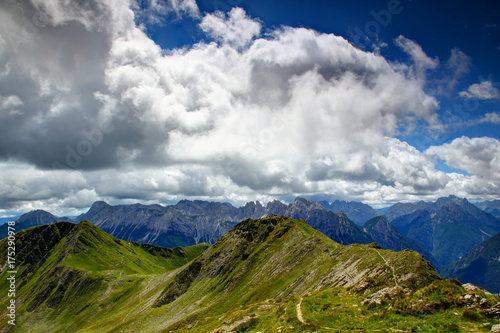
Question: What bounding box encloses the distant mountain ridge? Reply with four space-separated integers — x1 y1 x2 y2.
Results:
0 210 71 239
77 197 374 248
77 197 437 260
318 199 380 225
7 196 498 275
77 200 257 248
384 201 430 222
386 195 500 269
442 233 500 294
476 200 500 220
363 216 439 269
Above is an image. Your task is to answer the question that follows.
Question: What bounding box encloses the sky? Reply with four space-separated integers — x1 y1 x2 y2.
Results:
0 0 499 217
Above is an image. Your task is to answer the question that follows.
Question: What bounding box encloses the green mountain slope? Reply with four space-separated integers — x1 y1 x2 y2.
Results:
0 221 208 332
156 215 438 307
442 233 500 294
1 217 498 332
145 216 477 333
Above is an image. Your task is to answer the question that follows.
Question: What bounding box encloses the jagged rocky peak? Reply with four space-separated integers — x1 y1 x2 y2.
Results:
265 199 288 213
364 215 391 230
292 197 326 210
238 200 266 218
333 210 349 219
243 201 264 208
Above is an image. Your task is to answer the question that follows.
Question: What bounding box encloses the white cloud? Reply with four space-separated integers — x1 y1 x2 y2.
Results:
0 95 23 117
200 7 261 49
0 161 92 211
426 137 500 182
29 0 113 31
0 95 23 109
459 81 500 100
437 48 471 94
131 0 200 25
166 0 200 18
477 112 500 124
395 35 439 77
442 112 500 130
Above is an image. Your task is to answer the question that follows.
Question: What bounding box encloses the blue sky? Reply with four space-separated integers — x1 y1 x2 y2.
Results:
0 0 499 216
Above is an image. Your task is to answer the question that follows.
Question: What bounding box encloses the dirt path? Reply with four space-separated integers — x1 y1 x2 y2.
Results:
374 250 398 287
296 297 306 324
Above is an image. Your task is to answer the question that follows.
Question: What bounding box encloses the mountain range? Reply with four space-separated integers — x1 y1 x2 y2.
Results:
0 210 70 239
317 199 380 225
2 216 498 332
476 200 500 220
5 196 499 278
442 233 500 294
385 196 500 269
50 198 437 267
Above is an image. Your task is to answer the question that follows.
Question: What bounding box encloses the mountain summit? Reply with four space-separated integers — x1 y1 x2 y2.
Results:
0 210 71 239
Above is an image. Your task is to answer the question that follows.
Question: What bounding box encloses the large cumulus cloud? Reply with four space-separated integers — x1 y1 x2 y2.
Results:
0 1 498 215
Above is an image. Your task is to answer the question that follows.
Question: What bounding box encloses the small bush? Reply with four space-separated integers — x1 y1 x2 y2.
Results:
234 317 259 332
461 309 482 321
446 323 461 332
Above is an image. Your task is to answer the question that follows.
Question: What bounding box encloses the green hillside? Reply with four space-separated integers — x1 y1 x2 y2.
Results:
0 221 208 332
0 217 498 332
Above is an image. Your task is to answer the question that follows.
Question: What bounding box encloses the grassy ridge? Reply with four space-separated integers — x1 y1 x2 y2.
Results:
141 216 441 332
0 221 208 332
0 217 498 332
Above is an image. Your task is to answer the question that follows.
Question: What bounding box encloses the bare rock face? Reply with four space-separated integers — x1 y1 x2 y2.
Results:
463 283 481 291
483 302 500 320
362 286 400 305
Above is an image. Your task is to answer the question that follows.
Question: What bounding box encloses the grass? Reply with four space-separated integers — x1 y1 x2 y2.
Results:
295 284 497 332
